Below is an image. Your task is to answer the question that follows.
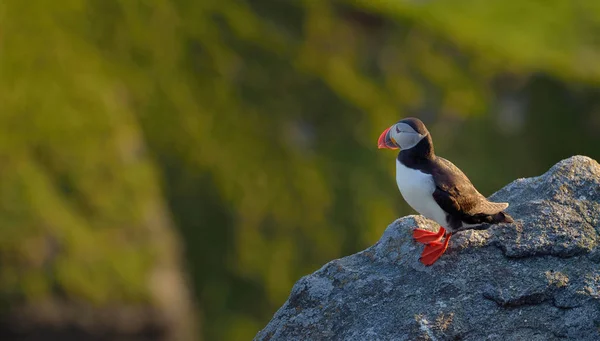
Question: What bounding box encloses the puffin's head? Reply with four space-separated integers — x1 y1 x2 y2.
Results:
377 117 429 150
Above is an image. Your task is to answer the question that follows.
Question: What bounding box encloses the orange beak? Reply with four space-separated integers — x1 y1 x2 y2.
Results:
378 126 399 150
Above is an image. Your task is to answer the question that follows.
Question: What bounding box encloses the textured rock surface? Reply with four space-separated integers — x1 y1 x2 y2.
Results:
256 156 600 341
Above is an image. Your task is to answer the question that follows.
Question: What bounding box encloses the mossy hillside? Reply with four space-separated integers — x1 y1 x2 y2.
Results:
0 1 167 307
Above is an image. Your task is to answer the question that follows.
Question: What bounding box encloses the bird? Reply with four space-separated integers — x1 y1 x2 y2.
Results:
377 117 513 266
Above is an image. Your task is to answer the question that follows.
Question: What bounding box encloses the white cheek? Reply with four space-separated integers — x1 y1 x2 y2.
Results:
397 132 424 149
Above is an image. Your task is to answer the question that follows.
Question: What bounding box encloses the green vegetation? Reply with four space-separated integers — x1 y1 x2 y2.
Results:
2 1 600 340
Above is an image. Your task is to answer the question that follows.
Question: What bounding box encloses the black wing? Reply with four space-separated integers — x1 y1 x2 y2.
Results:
430 157 509 225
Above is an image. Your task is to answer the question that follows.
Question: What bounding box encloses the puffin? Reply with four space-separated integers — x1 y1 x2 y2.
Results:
377 117 513 266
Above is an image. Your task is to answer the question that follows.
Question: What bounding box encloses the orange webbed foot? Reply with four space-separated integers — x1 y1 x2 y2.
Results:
413 227 446 244
419 233 452 266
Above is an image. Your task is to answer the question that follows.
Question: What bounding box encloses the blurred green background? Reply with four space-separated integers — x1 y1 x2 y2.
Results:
1 0 600 340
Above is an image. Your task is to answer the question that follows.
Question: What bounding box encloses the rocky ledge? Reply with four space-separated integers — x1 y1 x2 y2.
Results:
256 156 600 341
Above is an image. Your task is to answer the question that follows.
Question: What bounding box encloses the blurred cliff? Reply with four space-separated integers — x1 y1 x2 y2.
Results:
1 1 599 340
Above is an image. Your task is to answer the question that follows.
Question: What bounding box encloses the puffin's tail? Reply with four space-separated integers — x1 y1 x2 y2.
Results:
491 211 514 224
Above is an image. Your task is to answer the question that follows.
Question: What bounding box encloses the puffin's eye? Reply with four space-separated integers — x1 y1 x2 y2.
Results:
396 126 401 133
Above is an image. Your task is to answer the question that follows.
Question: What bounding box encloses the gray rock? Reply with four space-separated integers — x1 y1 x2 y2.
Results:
255 155 600 341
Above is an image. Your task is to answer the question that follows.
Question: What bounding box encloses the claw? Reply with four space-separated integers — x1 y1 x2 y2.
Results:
413 227 446 244
419 233 452 266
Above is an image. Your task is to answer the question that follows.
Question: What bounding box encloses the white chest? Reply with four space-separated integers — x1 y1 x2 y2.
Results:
395 160 448 226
